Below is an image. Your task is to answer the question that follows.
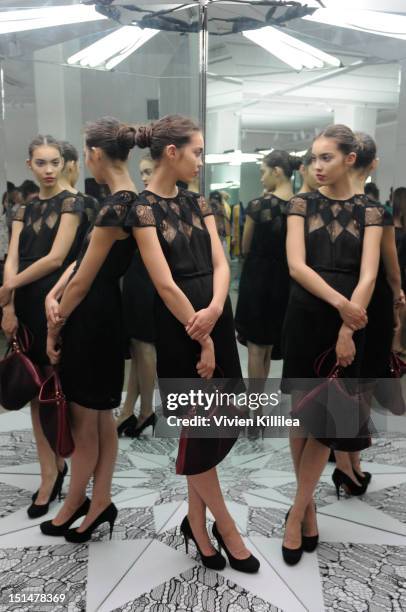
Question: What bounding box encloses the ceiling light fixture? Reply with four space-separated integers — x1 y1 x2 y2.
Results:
67 25 158 70
305 8 406 41
0 5 106 35
242 26 341 71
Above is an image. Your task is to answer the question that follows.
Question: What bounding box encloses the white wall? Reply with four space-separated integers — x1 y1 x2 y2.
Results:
375 122 397 203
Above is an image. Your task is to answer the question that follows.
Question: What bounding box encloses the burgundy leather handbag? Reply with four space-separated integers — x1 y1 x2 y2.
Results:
39 370 75 458
0 325 43 410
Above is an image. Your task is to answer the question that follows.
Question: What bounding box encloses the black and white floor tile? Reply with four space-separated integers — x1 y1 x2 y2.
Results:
1 398 406 612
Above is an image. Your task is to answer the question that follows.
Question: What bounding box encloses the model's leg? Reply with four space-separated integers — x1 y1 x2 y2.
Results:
116 339 139 426
77 410 118 531
188 468 251 560
30 398 60 505
186 480 217 555
135 339 156 424
51 403 99 525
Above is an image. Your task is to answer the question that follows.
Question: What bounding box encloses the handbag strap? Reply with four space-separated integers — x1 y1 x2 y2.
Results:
39 368 65 403
9 323 33 354
314 346 340 379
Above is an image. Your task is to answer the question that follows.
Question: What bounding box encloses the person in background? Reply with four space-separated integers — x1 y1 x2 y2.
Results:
298 149 319 193
59 141 100 222
365 182 380 202
392 187 406 355
116 153 157 438
209 190 231 261
19 180 39 204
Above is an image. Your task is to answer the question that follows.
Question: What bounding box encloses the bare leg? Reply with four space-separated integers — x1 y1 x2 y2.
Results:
289 418 318 537
186 480 216 555
116 339 139 426
264 345 272 379
51 403 98 525
135 340 156 423
247 341 269 380
30 398 59 505
284 437 330 549
188 468 251 559
77 410 118 531
349 451 364 477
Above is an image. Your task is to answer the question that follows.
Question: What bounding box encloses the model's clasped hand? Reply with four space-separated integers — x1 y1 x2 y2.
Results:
196 336 215 379
185 303 222 342
1 305 18 340
45 293 62 326
336 325 356 367
337 297 367 331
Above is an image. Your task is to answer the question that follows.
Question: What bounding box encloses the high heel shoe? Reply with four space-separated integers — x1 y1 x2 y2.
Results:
180 516 226 570
302 504 319 553
354 469 372 487
32 462 68 503
128 413 157 438
64 503 118 543
332 468 367 499
282 508 303 565
212 521 260 573
40 498 91 536
117 414 138 437
27 465 68 519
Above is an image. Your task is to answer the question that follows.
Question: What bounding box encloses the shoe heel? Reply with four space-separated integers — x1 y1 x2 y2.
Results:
109 520 115 540
335 484 340 499
183 533 189 554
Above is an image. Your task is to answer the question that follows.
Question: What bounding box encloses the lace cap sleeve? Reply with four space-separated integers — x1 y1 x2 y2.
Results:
12 203 26 223
246 198 262 222
61 194 85 215
287 196 307 217
95 191 136 229
126 195 156 228
198 195 213 217
364 204 385 227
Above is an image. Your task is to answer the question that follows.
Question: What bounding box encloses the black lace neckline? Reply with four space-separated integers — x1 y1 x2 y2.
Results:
143 188 180 201
105 190 137 203
36 189 71 203
316 190 358 204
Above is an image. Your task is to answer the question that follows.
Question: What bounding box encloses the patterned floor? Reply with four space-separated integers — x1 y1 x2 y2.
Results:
1 406 406 612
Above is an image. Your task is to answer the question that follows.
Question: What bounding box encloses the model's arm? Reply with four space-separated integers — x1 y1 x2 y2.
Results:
381 226 402 299
45 261 76 325
287 215 367 329
241 216 255 256
186 214 230 341
133 226 214 379
1 220 23 339
0 213 81 306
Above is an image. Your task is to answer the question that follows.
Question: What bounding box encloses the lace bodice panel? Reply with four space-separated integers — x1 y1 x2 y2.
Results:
13 191 87 270
287 192 385 273
128 188 214 279
246 194 288 260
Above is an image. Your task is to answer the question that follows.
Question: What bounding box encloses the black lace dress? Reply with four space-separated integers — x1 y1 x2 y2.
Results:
127 188 243 475
235 194 290 356
281 192 385 451
13 191 91 367
59 191 136 410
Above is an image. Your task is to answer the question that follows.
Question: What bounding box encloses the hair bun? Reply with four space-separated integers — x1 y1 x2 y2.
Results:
288 154 303 172
135 124 153 149
117 124 137 151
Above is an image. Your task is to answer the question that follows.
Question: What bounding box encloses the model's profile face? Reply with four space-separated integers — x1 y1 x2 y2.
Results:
260 163 276 192
311 137 355 186
70 160 80 187
174 131 204 184
28 145 63 188
139 158 155 188
84 145 104 184
303 164 320 192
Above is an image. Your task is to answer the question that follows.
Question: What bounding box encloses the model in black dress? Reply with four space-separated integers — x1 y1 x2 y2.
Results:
117 154 157 438
236 151 298 378
43 118 137 543
392 188 406 354
280 125 384 566
0 136 90 519
129 115 259 573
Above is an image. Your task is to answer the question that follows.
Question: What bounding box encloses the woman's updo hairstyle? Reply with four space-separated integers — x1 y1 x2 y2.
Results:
315 124 358 156
263 149 302 179
353 131 377 170
60 140 79 163
134 115 201 160
85 116 136 162
28 135 62 159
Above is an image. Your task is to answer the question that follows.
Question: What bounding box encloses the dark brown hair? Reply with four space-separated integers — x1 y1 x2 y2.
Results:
264 149 302 178
353 131 377 169
85 116 136 161
314 124 358 156
134 115 201 160
393 187 406 221
28 135 62 159
60 140 79 163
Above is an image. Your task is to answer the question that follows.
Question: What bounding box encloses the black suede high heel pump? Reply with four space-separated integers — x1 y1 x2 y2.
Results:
64 503 118 543
212 522 260 573
27 463 68 519
180 516 226 570
40 498 91 536
332 468 367 499
282 508 303 565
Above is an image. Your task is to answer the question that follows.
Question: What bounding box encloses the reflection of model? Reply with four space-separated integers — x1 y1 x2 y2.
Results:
281 125 384 566
44 118 137 542
0 136 89 519
393 188 406 355
117 154 157 437
235 151 299 381
209 190 231 260
298 149 319 193
129 115 259 573
59 141 100 221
